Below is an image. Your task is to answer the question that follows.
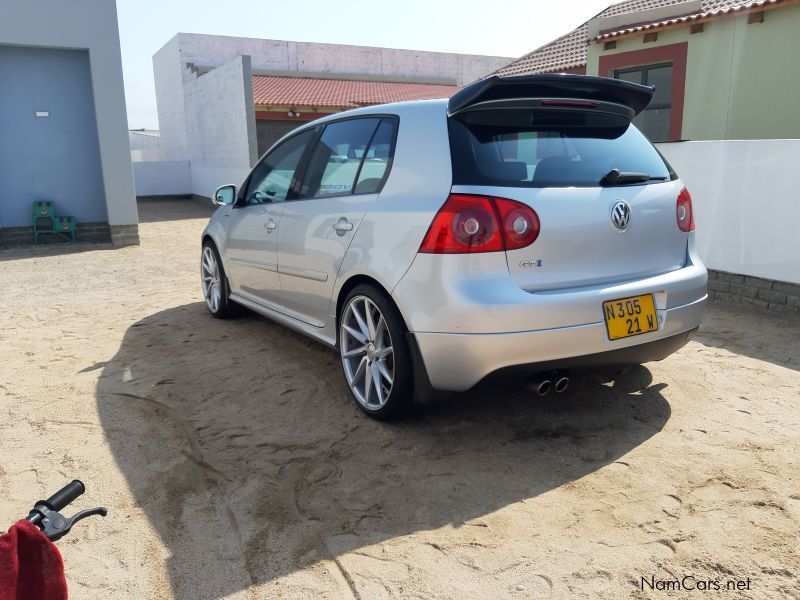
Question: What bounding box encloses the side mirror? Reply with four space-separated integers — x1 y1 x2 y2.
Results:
213 184 237 206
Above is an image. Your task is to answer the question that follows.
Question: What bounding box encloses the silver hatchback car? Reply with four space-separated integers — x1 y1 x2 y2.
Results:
201 74 707 419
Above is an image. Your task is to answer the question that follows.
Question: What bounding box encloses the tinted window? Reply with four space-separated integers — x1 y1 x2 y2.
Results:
614 63 673 142
449 109 672 188
354 119 395 194
244 128 315 205
298 118 380 199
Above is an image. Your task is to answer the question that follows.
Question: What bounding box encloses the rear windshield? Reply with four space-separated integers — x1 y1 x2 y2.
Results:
449 108 675 188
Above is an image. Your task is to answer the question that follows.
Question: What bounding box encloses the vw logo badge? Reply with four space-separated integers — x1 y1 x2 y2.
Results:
610 200 632 231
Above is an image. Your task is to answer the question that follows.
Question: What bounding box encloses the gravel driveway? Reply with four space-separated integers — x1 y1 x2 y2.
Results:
1 198 798 599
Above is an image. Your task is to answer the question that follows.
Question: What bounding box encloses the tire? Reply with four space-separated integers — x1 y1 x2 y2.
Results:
201 240 238 319
338 284 414 420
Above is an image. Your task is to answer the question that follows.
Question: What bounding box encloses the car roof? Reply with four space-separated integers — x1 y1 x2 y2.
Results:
294 98 448 129
258 98 447 160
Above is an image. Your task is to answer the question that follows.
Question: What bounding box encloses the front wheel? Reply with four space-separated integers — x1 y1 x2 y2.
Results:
339 285 414 420
201 241 237 318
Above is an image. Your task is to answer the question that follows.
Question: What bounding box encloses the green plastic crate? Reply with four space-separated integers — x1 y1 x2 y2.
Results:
33 200 55 219
32 201 76 243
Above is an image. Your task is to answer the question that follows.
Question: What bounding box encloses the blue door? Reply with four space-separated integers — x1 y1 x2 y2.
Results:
0 46 106 229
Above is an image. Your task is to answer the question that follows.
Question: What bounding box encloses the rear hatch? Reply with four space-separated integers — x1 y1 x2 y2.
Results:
447 74 687 291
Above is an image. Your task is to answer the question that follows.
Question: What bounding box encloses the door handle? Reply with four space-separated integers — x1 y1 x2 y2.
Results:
333 219 353 233
265 218 277 232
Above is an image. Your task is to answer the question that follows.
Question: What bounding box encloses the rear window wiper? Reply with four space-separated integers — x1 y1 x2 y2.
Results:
600 169 668 186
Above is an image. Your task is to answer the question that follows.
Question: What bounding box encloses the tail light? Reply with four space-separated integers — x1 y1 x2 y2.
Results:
419 194 540 254
676 187 694 232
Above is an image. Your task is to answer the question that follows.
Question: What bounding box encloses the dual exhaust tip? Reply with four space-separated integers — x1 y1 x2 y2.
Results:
531 373 570 396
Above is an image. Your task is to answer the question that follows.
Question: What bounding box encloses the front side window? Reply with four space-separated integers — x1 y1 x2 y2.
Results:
614 63 672 142
244 128 316 205
298 117 396 199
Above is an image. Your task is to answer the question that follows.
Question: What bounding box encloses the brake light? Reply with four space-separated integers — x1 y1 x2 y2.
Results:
676 187 694 232
419 194 540 253
541 99 598 108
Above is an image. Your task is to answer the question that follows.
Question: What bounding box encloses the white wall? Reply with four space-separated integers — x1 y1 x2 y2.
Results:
132 161 191 197
129 131 160 151
190 165 250 200
658 140 800 284
1 0 137 227
130 131 164 161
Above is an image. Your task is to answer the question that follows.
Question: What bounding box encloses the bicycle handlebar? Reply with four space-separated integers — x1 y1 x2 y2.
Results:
24 480 105 540
44 480 85 512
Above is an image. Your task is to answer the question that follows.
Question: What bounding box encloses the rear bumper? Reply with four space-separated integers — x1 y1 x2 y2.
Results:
412 294 706 391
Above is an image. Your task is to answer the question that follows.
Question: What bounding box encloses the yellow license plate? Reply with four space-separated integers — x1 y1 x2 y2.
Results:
602 294 658 340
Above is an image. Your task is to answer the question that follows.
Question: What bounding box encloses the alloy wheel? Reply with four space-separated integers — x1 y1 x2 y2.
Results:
201 246 221 313
340 295 395 409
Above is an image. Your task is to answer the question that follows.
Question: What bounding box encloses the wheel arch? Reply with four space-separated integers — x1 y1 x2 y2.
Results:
201 231 235 293
334 274 410 344
201 232 216 247
334 272 438 404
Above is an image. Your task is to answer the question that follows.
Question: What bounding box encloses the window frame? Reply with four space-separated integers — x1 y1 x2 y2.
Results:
599 42 688 142
290 114 400 203
614 62 673 143
614 62 673 110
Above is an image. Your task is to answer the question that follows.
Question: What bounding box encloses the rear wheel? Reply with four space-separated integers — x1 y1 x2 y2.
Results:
339 285 413 420
201 241 237 318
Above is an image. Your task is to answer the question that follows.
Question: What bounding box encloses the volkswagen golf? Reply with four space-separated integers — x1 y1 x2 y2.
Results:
200 74 707 419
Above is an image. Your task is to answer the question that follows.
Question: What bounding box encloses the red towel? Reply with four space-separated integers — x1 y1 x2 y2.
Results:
0 520 67 600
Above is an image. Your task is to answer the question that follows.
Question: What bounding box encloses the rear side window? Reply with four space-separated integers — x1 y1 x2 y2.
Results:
354 119 394 194
297 116 397 199
449 108 673 188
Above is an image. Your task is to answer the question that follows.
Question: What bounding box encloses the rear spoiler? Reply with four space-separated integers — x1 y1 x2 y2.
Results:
448 73 654 118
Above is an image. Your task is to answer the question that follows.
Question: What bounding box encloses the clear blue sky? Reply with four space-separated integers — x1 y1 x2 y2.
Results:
117 0 614 129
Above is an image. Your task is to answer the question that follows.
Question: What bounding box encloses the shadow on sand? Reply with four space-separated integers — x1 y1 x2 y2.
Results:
96 302 670 598
694 301 800 372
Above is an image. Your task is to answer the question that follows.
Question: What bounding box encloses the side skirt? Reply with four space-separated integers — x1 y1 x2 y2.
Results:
229 292 336 348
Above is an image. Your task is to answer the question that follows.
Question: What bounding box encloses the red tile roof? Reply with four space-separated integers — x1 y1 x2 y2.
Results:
495 25 590 77
251 75 459 108
495 0 788 76
595 0 787 39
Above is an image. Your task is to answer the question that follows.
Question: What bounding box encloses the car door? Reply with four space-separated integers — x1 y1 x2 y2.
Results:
276 117 397 327
225 128 316 312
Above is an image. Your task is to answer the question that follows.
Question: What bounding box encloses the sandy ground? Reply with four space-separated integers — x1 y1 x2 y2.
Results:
0 198 798 599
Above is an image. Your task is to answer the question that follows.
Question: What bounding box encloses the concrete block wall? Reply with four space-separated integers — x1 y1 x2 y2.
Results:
708 270 800 315
0 222 138 248
153 36 191 162
184 55 256 171
173 33 511 86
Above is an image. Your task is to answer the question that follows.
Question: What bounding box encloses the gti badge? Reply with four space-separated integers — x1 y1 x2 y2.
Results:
610 200 631 232
519 259 543 269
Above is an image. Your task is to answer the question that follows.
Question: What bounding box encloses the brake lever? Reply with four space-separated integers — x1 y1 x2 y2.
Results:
32 503 108 541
